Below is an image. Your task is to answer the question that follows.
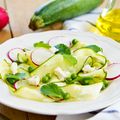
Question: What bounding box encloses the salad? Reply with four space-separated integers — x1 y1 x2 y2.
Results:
0 37 116 102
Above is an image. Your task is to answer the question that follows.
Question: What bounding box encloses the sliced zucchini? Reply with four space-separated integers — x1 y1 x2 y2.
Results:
18 63 30 71
78 69 107 85
63 82 103 101
31 54 63 79
92 54 107 69
83 56 93 67
31 48 99 79
31 49 92 78
17 52 28 63
15 86 53 102
0 59 11 79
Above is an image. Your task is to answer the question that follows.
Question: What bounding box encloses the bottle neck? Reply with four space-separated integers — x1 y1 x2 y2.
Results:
106 0 116 10
101 0 116 17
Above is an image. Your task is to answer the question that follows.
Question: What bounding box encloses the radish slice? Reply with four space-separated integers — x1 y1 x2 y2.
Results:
106 63 120 80
31 48 53 66
14 80 28 90
7 48 24 62
48 36 71 47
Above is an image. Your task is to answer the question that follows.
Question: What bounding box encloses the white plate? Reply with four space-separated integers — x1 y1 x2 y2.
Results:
0 30 120 115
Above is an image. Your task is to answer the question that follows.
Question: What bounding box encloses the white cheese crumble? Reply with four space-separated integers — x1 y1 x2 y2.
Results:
54 67 70 80
27 75 40 86
82 64 95 73
11 62 18 74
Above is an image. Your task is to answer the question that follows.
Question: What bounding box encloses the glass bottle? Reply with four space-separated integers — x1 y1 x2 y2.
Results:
96 0 120 42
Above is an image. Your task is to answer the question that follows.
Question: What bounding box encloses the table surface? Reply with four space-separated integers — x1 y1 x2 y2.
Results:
0 0 119 120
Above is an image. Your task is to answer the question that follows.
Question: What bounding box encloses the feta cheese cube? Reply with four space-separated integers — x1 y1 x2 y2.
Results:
54 67 70 80
27 75 40 86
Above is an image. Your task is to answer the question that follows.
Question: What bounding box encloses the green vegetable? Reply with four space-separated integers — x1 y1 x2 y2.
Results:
29 0 102 30
55 44 71 55
42 73 52 83
34 41 51 49
102 80 110 90
6 73 26 85
64 73 78 84
71 39 79 46
64 77 74 84
0 59 11 79
78 76 93 85
55 44 77 65
40 83 70 100
17 53 28 63
85 45 103 53
78 69 107 85
31 48 99 78
71 73 77 79
28 66 35 73
63 54 77 65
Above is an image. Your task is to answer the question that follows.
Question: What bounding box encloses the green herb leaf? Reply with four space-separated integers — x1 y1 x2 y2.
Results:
55 44 71 55
71 39 79 46
40 83 69 100
34 41 51 49
85 45 103 53
63 54 77 65
55 44 77 65
6 73 26 85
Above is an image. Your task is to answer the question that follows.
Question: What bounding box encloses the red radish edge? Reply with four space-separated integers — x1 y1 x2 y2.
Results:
106 74 120 80
7 48 24 62
48 36 71 47
106 63 120 80
30 50 39 66
108 62 120 67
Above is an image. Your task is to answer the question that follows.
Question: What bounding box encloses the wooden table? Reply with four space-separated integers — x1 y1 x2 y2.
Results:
0 0 119 120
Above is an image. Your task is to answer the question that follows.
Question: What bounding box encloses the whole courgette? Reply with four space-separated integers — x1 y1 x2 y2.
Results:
29 0 102 30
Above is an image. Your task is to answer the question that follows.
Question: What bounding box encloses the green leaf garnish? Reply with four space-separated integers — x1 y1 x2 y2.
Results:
85 45 103 53
6 73 26 85
63 54 77 65
34 41 51 49
55 44 71 55
40 83 70 100
55 44 77 65
71 39 79 46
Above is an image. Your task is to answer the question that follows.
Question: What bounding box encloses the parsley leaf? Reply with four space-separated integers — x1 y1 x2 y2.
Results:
6 73 26 85
40 83 69 100
55 44 71 55
63 54 77 65
34 41 51 49
85 45 103 53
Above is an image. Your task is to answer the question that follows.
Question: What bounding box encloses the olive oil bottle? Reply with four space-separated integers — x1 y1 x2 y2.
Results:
96 0 120 42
